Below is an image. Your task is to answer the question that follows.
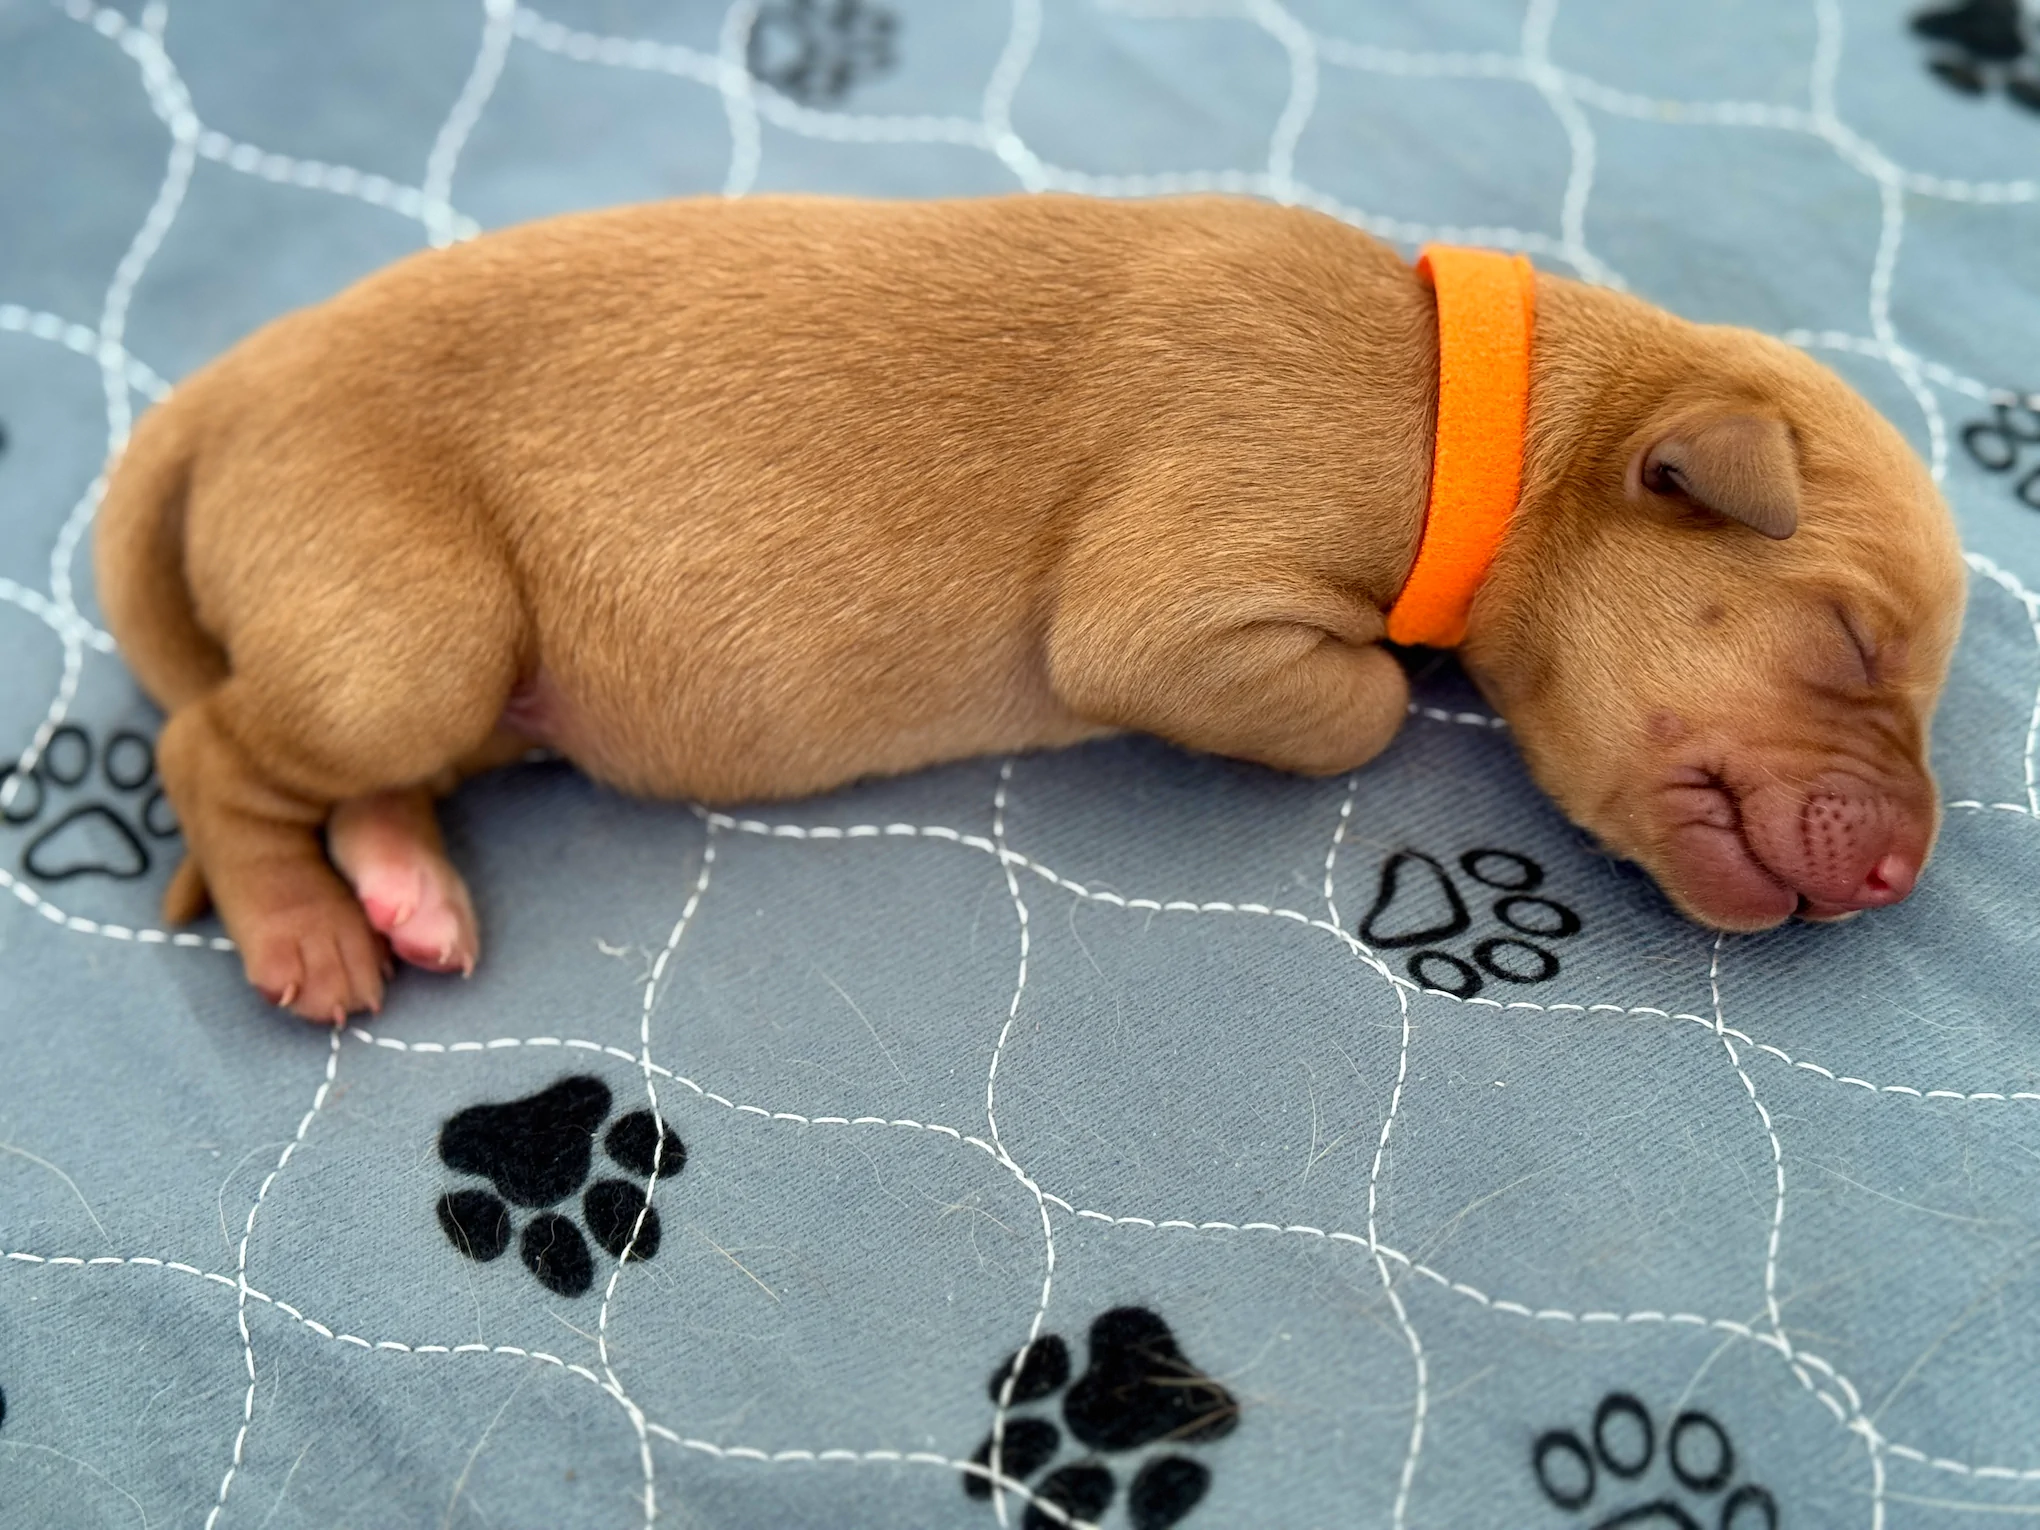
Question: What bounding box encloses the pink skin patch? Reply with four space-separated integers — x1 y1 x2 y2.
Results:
499 670 562 748
327 796 479 976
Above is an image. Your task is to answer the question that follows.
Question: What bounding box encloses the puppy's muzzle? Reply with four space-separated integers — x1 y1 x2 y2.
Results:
1658 764 1931 929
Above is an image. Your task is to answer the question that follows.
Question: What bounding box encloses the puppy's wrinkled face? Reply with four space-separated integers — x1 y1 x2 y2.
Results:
1464 324 1967 931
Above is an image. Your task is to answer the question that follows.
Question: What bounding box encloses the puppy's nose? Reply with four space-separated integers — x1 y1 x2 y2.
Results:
1850 849 1918 908
1740 771 1931 914
1801 785 1932 913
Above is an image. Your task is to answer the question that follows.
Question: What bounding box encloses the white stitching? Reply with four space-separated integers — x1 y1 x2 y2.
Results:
601 823 717 1527
422 0 516 248
204 1029 339 1530
1963 553 2040 817
13 1223 2037 1491
0 1245 1110 1525
981 759 1059 1529
700 809 2040 1106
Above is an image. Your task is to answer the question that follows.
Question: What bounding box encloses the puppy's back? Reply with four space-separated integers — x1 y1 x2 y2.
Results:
107 195 1432 800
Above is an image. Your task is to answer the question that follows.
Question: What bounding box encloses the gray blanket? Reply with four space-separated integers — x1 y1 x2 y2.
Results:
3 0 2039 1525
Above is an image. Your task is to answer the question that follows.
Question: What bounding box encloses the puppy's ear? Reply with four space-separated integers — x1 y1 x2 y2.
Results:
1639 414 1799 540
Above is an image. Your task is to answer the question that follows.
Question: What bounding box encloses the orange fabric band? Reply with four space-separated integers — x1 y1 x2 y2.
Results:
1384 245 1537 649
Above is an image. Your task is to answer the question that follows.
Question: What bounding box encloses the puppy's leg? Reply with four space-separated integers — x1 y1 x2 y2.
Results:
156 552 523 1022
1049 587 1410 776
157 688 392 1022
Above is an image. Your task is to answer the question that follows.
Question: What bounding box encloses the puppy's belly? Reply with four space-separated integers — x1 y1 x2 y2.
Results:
494 661 1108 805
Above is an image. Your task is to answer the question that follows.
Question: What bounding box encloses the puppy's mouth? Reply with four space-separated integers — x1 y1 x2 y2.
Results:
1655 768 1802 931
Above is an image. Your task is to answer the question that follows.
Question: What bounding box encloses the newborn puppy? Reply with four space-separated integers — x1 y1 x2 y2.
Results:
94 195 1966 1022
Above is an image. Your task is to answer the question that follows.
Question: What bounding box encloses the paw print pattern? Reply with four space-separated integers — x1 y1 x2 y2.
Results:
1911 0 2040 111
963 1308 1239 1530
1358 848 1583 1000
1 724 179 883
747 0 898 107
1958 391 2040 509
1533 1393 1777 1529
434 1075 686 1298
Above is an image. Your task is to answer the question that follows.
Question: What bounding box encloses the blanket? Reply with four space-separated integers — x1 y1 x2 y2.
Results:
2 1 2038 1525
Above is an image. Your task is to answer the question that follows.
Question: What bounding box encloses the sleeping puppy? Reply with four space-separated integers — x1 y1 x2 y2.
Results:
93 194 1966 1022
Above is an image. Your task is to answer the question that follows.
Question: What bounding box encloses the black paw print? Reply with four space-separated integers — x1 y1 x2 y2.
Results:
747 0 898 106
1912 0 2040 110
1358 848 1582 1000
1958 391 2040 510
963 1308 1239 1530
1 724 178 883
1534 1393 1777 1529
435 1075 685 1299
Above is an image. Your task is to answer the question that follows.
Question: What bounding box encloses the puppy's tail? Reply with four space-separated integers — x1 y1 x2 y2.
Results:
93 386 228 713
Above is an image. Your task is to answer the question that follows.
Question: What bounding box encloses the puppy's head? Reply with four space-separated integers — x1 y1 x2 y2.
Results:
1462 283 1966 930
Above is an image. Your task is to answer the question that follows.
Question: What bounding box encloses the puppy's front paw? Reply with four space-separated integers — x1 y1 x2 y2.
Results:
239 892 388 1024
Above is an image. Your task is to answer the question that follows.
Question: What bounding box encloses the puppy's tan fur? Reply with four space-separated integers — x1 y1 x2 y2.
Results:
95 195 1965 1021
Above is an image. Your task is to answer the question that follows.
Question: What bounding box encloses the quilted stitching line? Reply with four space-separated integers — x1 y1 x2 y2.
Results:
512 7 995 148
0 1250 1112 1526
1366 969 1427 1525
1708 938 1812 1398
203 1028 339 1530
4 3 192 817
0 304 169 404
700 813 2040 1104
11 1227 2035 1495
334 1018 2040 1333
25 4 500 1520
59 1 478 244
596 828 718 1525
344 1029 1008 1151
1519 0 1618 288
422 0 515 248
981 760 1060 1530
1962 552 2040 817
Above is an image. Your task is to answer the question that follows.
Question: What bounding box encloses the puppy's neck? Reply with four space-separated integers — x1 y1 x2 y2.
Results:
1453 275 1683 704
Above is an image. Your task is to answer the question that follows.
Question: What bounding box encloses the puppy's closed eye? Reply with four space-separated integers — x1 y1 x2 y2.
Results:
1833 603 1877 685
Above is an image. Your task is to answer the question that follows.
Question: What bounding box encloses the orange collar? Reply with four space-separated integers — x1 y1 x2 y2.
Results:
1384 245 1538 649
